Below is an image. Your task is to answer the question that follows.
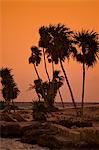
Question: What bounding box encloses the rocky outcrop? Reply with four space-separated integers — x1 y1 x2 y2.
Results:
0 120 99 149
0 121 21 138
38 134 73 149
0 113 16 122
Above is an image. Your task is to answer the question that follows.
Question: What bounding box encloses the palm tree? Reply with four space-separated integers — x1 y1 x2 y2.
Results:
28 46 47 102
43 24 77 113
39 26 51 82
52 70 64 107
28 79 43 102
39 26 65 108
0 67 20 112
41 71 64 107
73 30 99 115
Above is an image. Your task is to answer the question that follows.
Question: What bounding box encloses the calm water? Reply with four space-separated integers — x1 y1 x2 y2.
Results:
15 102 99 110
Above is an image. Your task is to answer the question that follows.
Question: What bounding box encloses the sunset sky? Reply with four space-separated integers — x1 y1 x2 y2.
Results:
0 0 99 102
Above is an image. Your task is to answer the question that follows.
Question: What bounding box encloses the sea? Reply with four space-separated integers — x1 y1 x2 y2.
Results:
15 101 99 110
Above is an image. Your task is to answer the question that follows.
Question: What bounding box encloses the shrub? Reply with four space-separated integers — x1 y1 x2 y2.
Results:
0 100 6 110
32 101 47 121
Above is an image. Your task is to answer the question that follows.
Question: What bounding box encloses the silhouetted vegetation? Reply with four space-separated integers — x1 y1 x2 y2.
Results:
0 100 6 110
28 24 99 116
0 68 20 112
72 30 99 115
32 101 47 121
39 24 78 114
39 26 64 107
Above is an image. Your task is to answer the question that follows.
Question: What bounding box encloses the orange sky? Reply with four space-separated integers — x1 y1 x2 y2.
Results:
0 0 99 102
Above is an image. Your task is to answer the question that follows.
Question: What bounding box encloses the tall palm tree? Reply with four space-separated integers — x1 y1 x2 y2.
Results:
28 46 47 102
39 26 51 82
43 24 77 113
73 30 99 115
39 26 65 108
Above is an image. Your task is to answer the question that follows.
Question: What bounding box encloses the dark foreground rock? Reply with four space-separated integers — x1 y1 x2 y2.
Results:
21 122 57 144
38 134 73 149
0 120 99 149
0 121 21 138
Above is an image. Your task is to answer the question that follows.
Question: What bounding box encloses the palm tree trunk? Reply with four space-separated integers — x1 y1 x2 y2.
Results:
43 48 50 82
81 62 85 116
58 90 64 108
33 63 47 102
36 92 40 101
60 59 77 113
12 99 15 113
52 60 64 108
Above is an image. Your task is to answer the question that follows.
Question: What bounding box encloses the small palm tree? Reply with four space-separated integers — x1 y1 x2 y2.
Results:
73 30 99 115
28 46 47 102
42 71 64 107
39 26 65 108
0 68 20 112
28 79 43 101
42 24 77 113
52 70 65 107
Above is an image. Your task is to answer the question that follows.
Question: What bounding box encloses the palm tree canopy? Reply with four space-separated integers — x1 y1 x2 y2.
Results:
39 24 73 64
0 67 20 101
39 26 51 48
73 30 99 67
0 68 13 85
53 70 64 83
29 46 42 66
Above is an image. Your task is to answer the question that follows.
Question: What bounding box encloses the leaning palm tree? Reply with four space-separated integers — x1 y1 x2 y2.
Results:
43 24 77 113
39 26 65 108
28 46 47 102
73 30 99 115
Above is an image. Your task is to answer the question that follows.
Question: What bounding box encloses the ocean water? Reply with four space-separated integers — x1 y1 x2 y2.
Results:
15 101 99 110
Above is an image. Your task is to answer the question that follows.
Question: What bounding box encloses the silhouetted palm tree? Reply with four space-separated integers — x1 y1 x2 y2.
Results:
39 26 51 82
39 26 64 108
0 68 20 112
73 30 99 115
43 24 77 112
28 46 47 102
52 70 64 107
28 79 42 101
42 71 64 106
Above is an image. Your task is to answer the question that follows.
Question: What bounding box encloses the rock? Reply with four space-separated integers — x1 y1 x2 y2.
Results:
21 121 41 134
13 112 27 122
21 122 57 144
21 128 41 144
38 134 73 149
0 121 21 138
21 121 42 144
0 112 16 122
80 127 99 145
